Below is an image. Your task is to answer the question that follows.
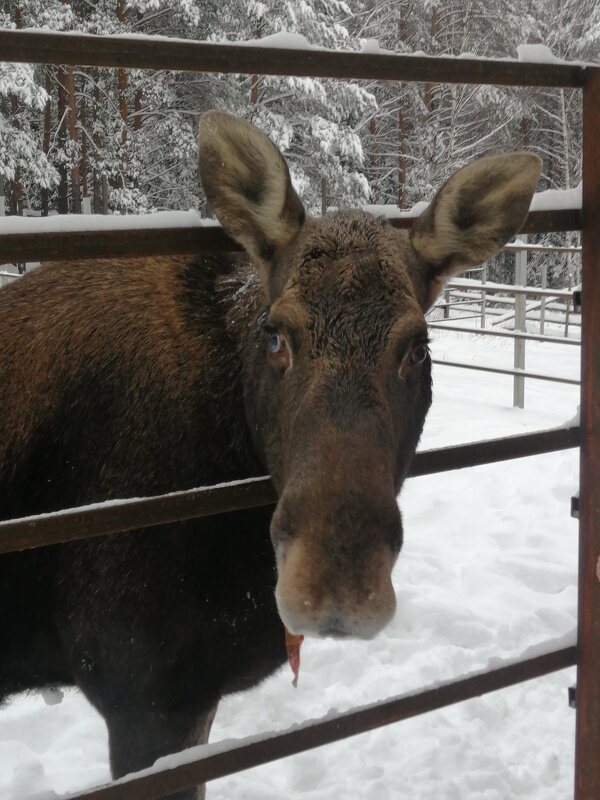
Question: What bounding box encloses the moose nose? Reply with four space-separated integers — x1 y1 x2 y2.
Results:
275 556 397 640
272 527 399 639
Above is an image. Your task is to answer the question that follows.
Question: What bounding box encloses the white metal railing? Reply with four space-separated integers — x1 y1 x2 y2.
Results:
429 243 581 407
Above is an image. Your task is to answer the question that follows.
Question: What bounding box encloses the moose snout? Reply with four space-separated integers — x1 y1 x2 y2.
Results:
271 497 401 639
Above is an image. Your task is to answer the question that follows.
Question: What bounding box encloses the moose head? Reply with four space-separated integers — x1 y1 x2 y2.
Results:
199 111 541 640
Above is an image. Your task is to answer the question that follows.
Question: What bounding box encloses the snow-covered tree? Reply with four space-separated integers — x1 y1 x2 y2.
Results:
0 0 596 249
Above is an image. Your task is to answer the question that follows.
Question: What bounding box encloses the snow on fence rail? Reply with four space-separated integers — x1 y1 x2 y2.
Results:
0 426 580 554
1 27 599 800
0 209 582 263
58 647 579 800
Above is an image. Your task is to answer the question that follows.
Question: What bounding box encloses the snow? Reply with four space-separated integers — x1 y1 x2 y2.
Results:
357 38 584 67
530 184 582 212
240 32 326 51
0 210 209 235
0 331 580 799
368 185 581 221
0 475 270 531
9 27 591 67
363 201 429 220
0 183 582 238
516 45 570 66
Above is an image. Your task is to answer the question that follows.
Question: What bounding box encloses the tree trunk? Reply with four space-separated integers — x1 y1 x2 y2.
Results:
117 0 129 198
9 95 23 216
133 10 143 132
102 175 109 214
57 71 69 214
397 4 408 209
368 116 378 202
41 69 52 216
65 65 81 213
250 22 264 104
10 5 23 215
423 7 438 114
92 70 103 214
118 67 128 146
80 87 90 212
134 86 143 130
398 105 406 208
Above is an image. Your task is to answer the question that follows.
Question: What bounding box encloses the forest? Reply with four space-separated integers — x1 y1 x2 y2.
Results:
1 0 598 282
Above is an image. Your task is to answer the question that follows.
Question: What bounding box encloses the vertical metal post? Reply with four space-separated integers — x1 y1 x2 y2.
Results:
565 272 572 338
481 263 487 328
443 287 450 319
540 263 547 335
513 239 527 408
574 66 600 800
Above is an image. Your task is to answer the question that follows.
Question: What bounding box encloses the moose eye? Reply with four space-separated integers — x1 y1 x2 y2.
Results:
267 330 284 354
410 343 429 366
266 328 292 371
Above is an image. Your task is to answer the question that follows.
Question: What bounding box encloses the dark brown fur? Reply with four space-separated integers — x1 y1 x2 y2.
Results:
0 112 540 799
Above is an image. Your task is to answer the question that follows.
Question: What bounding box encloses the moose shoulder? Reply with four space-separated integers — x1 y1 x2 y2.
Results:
0 111 540 800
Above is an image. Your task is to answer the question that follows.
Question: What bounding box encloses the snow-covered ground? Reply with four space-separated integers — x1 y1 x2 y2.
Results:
0 329 581 800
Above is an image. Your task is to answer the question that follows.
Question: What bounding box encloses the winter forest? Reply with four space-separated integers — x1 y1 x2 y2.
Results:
1 0 599 283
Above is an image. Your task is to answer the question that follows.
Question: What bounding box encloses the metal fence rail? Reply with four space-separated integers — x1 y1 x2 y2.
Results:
0 426 580 554
0 209 582 263
0 29 587 86
428 321 581 346
432 359 580 385
0 27 598 800
431 264 581 404
63 647 578 800
574 67 600 799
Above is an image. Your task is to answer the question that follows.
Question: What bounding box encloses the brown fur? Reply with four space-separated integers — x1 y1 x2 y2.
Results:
0 112 540 799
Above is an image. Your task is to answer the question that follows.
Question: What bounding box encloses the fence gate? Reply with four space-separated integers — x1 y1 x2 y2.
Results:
0 28 598 800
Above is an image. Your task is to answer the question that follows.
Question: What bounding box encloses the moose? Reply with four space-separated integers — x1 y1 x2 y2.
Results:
0 110 541 799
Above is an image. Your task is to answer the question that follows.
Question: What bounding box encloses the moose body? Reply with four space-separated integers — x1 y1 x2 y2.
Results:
0 112 540 799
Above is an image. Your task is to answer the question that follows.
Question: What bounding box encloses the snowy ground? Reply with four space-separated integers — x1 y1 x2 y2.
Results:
0 329 581 800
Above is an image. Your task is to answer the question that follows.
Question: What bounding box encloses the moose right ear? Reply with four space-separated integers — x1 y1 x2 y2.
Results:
411 152 541 311
198 111 305 297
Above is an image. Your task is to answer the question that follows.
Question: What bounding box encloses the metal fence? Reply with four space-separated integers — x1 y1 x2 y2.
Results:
0 28 598 800
428 243 582 407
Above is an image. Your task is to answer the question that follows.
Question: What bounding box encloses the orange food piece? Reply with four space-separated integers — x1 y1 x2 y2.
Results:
285 628 304 688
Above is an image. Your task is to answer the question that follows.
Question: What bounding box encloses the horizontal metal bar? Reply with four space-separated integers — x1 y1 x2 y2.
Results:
0 209 583 263
0 29 586 87
438 299 481 307
429 321 581 345
433 358 580 385
504 243 581 253
445 292 577 312
437 313 489 322
409 425 580 477
0 478 276 554
63 645 578 800
0 426 580 554
447 279 575 299
0 226 242 263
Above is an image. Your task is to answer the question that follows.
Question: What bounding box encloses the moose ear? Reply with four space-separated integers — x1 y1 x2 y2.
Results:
411 152 541 310
198 111 305 295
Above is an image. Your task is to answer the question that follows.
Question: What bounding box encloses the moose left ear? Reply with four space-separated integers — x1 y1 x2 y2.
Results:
198 111 305 298
411 152 542 310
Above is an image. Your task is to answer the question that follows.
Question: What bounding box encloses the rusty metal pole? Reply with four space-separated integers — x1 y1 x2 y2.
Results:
574 66 600 800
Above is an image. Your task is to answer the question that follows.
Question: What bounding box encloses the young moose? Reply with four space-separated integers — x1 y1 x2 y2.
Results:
0 112 540 799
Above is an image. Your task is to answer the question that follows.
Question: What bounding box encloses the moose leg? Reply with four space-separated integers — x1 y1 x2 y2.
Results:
105 701 219 800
